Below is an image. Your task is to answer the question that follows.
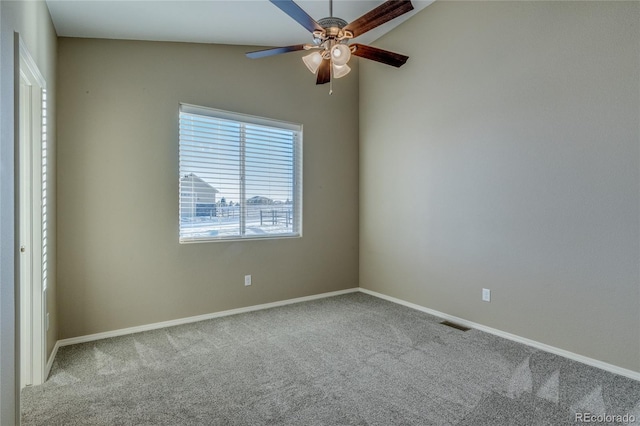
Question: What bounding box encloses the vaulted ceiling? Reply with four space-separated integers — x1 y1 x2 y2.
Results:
45 0 432 47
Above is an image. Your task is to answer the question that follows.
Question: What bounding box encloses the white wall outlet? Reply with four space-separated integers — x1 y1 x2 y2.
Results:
482 288 491 302
244 275 252 286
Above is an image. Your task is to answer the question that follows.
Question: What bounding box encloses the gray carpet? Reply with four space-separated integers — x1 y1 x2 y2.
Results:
22 293 640 425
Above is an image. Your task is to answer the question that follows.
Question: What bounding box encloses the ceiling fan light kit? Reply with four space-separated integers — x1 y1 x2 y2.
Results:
247 0 413 93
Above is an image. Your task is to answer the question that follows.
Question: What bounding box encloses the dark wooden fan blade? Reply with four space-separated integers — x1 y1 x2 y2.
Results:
352 44 409 67
316 58 331 85
269 0 323 33
246 44 306 59
344 0 414 38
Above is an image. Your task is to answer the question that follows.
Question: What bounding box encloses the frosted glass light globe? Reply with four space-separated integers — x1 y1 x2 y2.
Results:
331 44 351 66
302 52 323 74
332 63 351 79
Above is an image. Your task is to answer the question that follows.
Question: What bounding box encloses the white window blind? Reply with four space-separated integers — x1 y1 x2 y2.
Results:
179 104 302 242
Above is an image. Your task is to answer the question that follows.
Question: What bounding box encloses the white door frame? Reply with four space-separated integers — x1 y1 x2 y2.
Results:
17 35 47 388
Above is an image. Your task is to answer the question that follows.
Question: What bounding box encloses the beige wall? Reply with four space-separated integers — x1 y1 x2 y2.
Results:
57 38 359 339
1 0 57 422
360 1 640 372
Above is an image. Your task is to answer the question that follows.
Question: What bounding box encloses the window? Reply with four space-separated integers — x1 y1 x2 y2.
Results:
179 104 302 242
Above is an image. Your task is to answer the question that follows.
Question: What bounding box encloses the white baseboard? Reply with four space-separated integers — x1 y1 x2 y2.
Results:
359 287 640 382
46 340 60 380
48 286 639 383
56 288 360 348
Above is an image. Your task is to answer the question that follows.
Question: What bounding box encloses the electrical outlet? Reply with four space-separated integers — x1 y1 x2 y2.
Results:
482 288 491 302
244 275 252 286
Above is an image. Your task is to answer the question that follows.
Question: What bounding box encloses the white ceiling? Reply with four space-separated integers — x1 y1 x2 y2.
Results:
45 0 433 48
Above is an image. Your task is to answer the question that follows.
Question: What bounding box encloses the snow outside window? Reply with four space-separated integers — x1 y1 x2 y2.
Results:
178 104 302 243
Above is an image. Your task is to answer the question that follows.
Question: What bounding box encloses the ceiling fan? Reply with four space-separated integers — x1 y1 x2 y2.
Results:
246 0 413 89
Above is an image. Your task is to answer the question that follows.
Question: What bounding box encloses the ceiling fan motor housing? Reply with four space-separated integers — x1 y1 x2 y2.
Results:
318 17 348 29
315 17 351 42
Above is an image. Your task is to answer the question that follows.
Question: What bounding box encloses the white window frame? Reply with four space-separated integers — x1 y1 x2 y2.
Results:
179 103 303 243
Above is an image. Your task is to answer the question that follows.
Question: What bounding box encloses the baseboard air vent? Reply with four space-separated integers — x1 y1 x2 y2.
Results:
440 320 471 332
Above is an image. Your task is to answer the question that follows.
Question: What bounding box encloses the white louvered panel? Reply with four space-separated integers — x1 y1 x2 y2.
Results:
41 89 48 291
